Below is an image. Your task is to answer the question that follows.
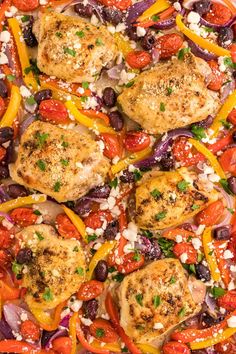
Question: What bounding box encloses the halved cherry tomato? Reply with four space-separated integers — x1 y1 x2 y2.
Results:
10 208 37 227
126 50 152 69
20 320 40 342
77 280 104 301
231 43 236 63
0 146 6 162
173 242 197 264
215 338 236 354
0 225 13 249
207 60 225 91
117 252 145 274
156 33 184 60
228 231 236 261
0 97 5 118
195 200 224 226
172 137 204 167
217 290 236 311
98 0 131 10
56 213 81 240
124 131 151 153
39 99 69 124
100 133 122 159
204 3 232 25
84 210 113 230
220 147 236 176
163 341 190 354
12 0 39 11
52 336 72 354
228 108 236 125
0 280 20 301
163 228 195 242
89 318 119 343
0 249 12 268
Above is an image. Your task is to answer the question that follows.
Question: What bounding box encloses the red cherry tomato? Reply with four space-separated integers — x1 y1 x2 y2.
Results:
89 318 119 343
156 33 184 59
117 252 145 274
126 50 152 69
207 60 225 91
231 43 236 63
12 0 39 11
220 147 236 176
163 341 191 354
10 208 38 227
124 131 151 153
215 339 236 354
195 200 224 226
100 133 122 159
77 280 104 301
172 137 203 167
39 99 69 124
0 225 13 249
204 3 232 25
228 231 236 261
217 290 236 311
20 320 40 342
0 97 5 118
52 336 72 354
84 210 113 230
0 249 12 268
173 242 197 264
98 0 131 10
228 108 236 125
56 213 81 240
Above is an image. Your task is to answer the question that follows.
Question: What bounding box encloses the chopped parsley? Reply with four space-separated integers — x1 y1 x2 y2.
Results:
61 141 69 148
21 15 30 23
125 81 134 88
227 208 234 215
121 348 129 353
76 31 85 38
135 293 143 306
6 74 15 82
219 178 233 195
208 250 214 256
33 210 41 216
82 81 89 89
26 96 36 105
189 264 196 274
35 132 49 148
134 169 143 182
158 238 174 258
191 125 206 140
73 246 79 252
166 87 173 96
64 47 76 57
87 234 97 243
220 119 231 130
35 231 44 241
36 159 46 171
170 276 176 284
12 261 23 276
210 286 226 299
109 177 118 189
191 204 200 211
223 57 236 69
178 307 186 317
150 189 162 199
160 102 165 112
133 250 141 261
178 47 190 60
95 38 104 46
53 181 61 192
153 295 161 308
60 159 69 166
155 211 167 221
142 230 153 238
80 96 88 103
75 267 84 275
55 31 62 38
96 328 105 338
177 180 189 192
112 273 124 282
43 287 53 301
203 26 214 33
151 15 159 22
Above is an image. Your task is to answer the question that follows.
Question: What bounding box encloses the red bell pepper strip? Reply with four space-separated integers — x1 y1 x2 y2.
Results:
0 0 11 32
135 6 175 28
214 240 231 287
0 280 20 301
0 340 35 353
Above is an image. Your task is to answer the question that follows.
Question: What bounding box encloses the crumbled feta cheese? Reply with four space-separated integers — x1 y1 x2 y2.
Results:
173 2 181 11
227 316 236 328
223 249 234 259
40 0 48 4
20 313 28 322
180 253 188 263
80 317 93 326
91 14 99 26
71 300 83 312
175 235 183 243
0 52 8 65
115 23 126 33
0 31 10 43
136 27 146 37
228 280 236 290
123 222 138 242
153 322 164 329
192 237 202 250
20 85 31 98
187 11 201 24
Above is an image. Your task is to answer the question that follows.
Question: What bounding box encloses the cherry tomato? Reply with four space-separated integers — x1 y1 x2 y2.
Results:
10 208 38 227
0 225 13 249
100 133 121 159
204 3 232 26
12 0 39 11
195 200 224 226
117 252 145 274
0 97 5 118
207 60 225 91
163 342 191 354
124 131 150 153
77 280 104 301
39 99 69 124
220 147 236 176
215 338 236 353
52 337 72 354
89 318 119 343
228 108 236 125
84 210 113 230
0 249 12 268
173 242 197 264
20 320 40 342
217 290 236 311
231 43 236 63
98 0 131 10
156 33 183 59
228 231 236 261
56 213 81 240
172 137 203 167
126 50 152 69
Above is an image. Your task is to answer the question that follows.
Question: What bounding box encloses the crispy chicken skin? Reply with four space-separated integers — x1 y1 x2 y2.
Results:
135 169 218 230
34 13 118 83
118 54 220 134
10 121 110 202
16 224 85 310
118 259 200 344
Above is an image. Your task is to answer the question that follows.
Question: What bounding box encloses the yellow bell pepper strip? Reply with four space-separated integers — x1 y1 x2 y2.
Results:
30 300 66 331
69 312 78 354
111 147 152 175
0 85 21 128
114 33 133 57
202 227 220 282
87 241 117 280
92 341 121 352
8 18 38 91
137 343 161 354
62 205 87 243
137 0 170 22
190 327 236 350
0 194 47 213
65 100 116 134
188 138 226 179
210 89 236 138
176 15 230 57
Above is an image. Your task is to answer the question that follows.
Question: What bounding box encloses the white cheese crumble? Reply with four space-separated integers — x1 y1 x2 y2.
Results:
187 11 201 24
227 316 236 328
153 322 164 329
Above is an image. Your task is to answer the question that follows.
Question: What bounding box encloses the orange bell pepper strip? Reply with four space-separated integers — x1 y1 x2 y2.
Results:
214 240 231 287
0 280 20 301
30 300 66 331
0 340 36 353
8 31 21 79
1 65 13 92
69 312 77 354
0 0 11 32
136 6 175 28
105 292 142 354
79 110 110 126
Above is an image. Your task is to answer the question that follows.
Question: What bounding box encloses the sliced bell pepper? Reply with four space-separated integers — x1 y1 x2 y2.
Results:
188 138 226 179
202 227 220 282
190 327 236 350
0 340 35 353
92 341 121 352
87 241 116 280
214 240 231 287
8 18 38 91
111 147 152 175
62 205 87 243
136 6 175 28
210 89 236 138
80 109 110 126
0 194 47 213
137 0 170 22
69 312 77 354
137 344 161 354
65 100 116 134
176 15 230 57
114 33 133 57
0 85 21 128
0 281 20 301
30 300 66 331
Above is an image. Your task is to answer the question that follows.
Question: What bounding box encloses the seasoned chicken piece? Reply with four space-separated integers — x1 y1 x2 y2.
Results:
118 54 220 134
34 12 118 83
118 259 200 344
10 121 110 202
135 169 218 230
16 224 85 310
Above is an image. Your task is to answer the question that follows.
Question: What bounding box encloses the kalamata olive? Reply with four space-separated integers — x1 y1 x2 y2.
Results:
218 27 234 48
0 165 9 179
73 198 92 217
159 153 174 171
5 141 15 164
7 184 28 198
16 248 33 264
0 127 14 144
87 184 111 199
94 260 108 282
200 312 224 328
34 89 52 105
141 32 156 51
102 87 117 108
232 131 236 142
228 176 236 194
104 220 119 240
193 0 211 15
109 111 124 132
213 226 231 240
147 240 162 260
120 170 135 183
83 299 98 320
193 115 213 129
0 80 8 99
74 3 94 18
103 7 123 25
195 263 211 282
126 27 139 41
23 24 38 47
41 330 57 348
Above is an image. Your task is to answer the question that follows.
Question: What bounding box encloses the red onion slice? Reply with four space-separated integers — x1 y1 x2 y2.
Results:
126 0 155 28
19 114 37 136
187 39 217 61
200 14 236 32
